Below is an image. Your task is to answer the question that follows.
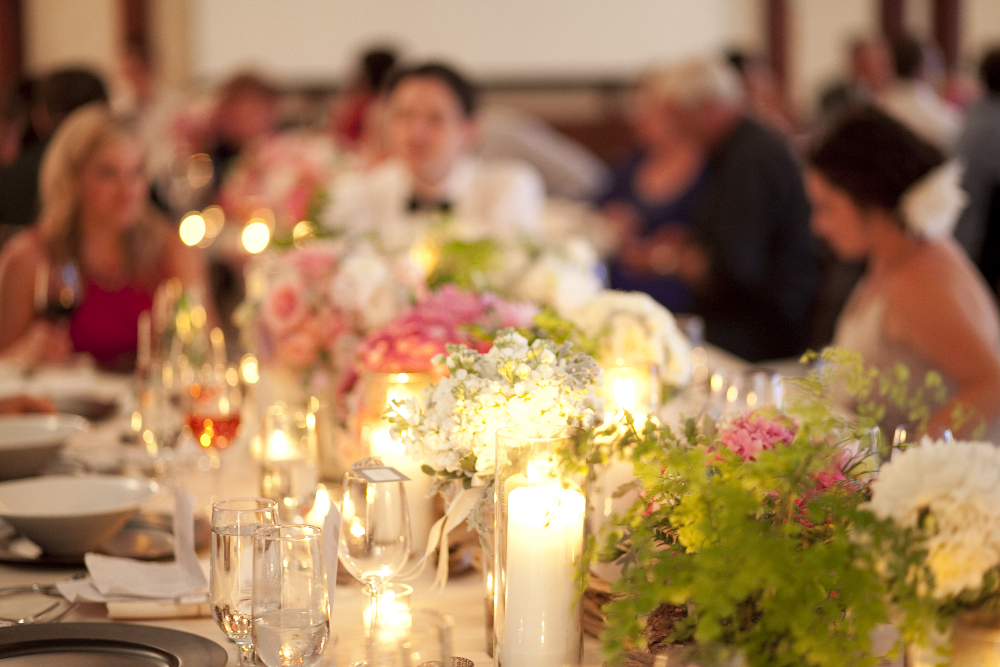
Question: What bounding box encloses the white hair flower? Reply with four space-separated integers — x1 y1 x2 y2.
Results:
898 160 967 240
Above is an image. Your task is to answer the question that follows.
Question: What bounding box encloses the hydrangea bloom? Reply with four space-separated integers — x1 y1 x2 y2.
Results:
388 330 603 484
866 437 1000 599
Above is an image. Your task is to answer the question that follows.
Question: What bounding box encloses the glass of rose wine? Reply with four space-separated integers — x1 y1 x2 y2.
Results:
185 361 243 460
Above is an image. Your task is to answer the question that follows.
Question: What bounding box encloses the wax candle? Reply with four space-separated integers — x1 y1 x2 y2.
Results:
363 583 413 640
600 365 657 425
502 485 585 667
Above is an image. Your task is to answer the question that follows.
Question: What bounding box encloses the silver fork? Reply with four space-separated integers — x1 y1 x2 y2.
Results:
0 583 79 626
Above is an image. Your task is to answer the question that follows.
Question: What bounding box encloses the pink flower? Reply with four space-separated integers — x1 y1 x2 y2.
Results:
262 277 308 336
718 411 797 461
480 293 539 329
275 329 320 367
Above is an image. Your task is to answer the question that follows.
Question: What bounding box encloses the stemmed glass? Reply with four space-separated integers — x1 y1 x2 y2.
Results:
211 498 278 666
339 459 412 666
34 259 81 321
252 525 330 667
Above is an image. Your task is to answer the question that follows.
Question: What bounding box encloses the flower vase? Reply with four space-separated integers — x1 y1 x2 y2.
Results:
909 613 1000 667
494 425 587 667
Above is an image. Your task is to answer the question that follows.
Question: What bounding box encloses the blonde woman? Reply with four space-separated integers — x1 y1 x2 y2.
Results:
0 103 208 371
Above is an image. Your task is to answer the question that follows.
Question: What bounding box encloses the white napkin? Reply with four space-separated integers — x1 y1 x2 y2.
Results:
323 495 341 612
57 490 208 606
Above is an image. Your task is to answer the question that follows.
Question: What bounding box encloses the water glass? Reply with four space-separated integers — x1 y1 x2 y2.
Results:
211 498 278 666
252 525 330 667
368 608 453 667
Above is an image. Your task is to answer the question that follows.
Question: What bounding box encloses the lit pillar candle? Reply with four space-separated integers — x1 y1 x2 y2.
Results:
502 485 585 667
363 583 413 640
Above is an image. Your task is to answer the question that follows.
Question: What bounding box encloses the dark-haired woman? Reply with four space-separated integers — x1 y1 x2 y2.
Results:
807 105 1000 439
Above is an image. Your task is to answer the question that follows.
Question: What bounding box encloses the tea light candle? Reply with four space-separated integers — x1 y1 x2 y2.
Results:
364 583 413 640
600 364 657 425
502 484 585 667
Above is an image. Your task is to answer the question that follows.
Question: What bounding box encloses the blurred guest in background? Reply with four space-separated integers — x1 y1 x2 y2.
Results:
595 67 707 313
329 46 398 165
653 57 818 362
0 104 210 372
808 105 1000 439
477 105 610 201
323 62 545 249
955 47 1000 292
819 37 894 119
206 71 280 200
112 36 183 214
879 35 961 152
0 68 108 229
726 49 798 137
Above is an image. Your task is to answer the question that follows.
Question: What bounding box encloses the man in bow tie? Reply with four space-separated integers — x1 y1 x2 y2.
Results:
322 62 544 250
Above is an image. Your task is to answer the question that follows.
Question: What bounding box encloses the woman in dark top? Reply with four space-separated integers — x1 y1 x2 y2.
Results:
597 68 707 313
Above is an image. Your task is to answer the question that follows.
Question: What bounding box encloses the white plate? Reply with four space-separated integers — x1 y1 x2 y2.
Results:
0 414 88 480
0 475 159 557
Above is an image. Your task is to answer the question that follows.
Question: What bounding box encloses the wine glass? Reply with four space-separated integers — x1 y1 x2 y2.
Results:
211 498 278 666
252 525 330 667
183 357 243 464
339 459 412 665
34 259 81 321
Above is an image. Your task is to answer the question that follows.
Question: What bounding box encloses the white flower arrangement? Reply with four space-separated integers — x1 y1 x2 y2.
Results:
563 289 693 388
387 330 604 487
866 436 1000 600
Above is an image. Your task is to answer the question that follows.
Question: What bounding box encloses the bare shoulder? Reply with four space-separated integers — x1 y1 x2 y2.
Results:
885 239 1000 341
0 229 45 282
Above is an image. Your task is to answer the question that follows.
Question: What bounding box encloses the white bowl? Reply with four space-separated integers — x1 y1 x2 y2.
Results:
0 475 159 556
0 413 88 480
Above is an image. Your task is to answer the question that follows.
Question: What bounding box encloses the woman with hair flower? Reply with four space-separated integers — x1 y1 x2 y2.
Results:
807 105 1000 440
0 103 210 371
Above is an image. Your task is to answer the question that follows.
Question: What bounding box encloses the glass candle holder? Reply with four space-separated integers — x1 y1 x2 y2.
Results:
363 582 414 641
598 360 660 425
260 402 319 523
494 425 586 667
357 372 435 554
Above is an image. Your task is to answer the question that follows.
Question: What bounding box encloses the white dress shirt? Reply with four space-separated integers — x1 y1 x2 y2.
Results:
322 156 545 251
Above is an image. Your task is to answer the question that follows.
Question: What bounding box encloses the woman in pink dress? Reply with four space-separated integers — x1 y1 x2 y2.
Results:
807 105 1000 440
0 103 209 372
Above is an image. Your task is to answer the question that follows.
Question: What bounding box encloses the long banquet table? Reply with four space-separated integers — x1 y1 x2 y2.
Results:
0 344 769 666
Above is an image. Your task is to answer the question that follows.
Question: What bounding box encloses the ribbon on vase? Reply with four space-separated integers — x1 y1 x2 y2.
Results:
396 486 484 589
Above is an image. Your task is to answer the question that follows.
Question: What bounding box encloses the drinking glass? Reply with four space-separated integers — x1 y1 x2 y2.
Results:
252 525 330 667
34 259 81 321
339 460 411 665
184 359 243 456
368 608 453 667
260 402 319 523
211 498 278 666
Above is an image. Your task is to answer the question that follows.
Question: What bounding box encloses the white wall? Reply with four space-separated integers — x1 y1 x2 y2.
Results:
23 0 118 76
964 0 1000 71
190 0 743 86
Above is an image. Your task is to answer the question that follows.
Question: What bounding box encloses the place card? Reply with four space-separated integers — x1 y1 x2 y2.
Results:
354 466 410 483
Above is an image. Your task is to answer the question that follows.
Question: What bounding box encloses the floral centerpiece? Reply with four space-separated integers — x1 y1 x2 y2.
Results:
236 239 422 398
355 284 539 376
597 401 887 667
219 131 343 240
858 437 1000 665
385 330 603 545
563 289 693 391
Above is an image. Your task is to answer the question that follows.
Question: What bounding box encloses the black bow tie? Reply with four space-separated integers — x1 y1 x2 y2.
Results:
406 196 452 214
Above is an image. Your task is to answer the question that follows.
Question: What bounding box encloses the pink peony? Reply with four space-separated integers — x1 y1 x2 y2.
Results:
718 411 797 461
261 277 308 336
